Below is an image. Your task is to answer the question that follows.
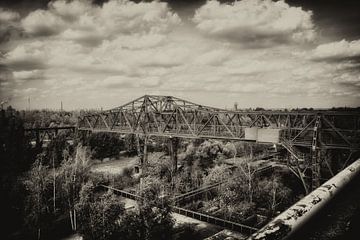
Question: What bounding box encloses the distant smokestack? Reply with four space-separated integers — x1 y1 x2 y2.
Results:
28 97 31 111
61 101 63 111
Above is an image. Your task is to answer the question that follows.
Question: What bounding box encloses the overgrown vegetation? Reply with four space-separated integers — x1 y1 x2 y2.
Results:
2 107 310 239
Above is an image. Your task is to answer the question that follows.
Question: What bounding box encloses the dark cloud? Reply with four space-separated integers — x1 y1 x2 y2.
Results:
313 55 360 65
0 64 13 82
6 59 46 71
287 0 360 40
0 25 23 45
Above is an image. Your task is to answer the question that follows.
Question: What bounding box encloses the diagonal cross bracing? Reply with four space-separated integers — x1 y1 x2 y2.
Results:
78 95 360 150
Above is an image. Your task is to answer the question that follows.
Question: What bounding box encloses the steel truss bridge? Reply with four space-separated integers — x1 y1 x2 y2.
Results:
25 126 76 146
76 95 360 191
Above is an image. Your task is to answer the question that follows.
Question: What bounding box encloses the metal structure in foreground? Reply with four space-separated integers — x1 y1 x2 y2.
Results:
248 158 360 240
78 95 360 191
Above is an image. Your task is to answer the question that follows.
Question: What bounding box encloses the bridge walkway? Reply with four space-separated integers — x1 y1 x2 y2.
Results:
99 185 258 235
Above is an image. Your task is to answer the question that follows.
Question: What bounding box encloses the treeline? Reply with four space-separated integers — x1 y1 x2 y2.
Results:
1 107 39 238
2 106 199 240
22 144 195 240
22 109 79 128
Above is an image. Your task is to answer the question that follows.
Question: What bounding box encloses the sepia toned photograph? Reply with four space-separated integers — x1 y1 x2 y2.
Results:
1 1 360 240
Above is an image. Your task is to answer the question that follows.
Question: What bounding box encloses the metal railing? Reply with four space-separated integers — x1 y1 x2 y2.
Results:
173 206 258 235
100 185 142 201
100 184 257 235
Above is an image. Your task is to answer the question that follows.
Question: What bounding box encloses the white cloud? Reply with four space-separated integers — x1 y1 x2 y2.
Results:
49 0 92 21
311 39 360 61
0 8 20 23
100 75 135 88
193 0 315 45
21 0 181 40
3 41 48 70
13 70 44 81
22 9 66 36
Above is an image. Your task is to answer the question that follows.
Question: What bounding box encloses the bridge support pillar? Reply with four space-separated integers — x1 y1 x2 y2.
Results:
136 135 148 171
143 136 148 167
35 130 41 147
169 137 179 173
311 115 322 190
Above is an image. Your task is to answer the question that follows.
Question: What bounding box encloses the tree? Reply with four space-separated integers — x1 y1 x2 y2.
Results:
86 132 124 159
24 159 53 240
203 164 232 186
76 182 124 240
58 145 90 231
44 132 71 167
118 183 175 240
0 107 33 237
234 159 257 203
256 175 292 215
124 134 137 155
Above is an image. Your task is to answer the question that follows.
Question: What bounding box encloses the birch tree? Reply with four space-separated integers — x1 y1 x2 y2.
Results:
24 159 53 240
59 145 90 231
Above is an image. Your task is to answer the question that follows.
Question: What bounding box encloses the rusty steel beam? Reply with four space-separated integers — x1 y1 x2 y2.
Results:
248 158 360 240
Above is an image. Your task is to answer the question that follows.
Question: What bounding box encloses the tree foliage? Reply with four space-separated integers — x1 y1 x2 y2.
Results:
23 109 78 128
76 182 124 240
44 132 73 167
0 107 36 237
86 132 124 159
24 159 54 239
117 183 175 240
255 175 292 214
58 146 91 231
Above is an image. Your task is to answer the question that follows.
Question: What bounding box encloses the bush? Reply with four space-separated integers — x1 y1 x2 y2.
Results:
86 132 124 159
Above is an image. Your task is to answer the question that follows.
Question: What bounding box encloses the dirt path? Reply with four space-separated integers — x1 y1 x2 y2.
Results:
90 156 138 175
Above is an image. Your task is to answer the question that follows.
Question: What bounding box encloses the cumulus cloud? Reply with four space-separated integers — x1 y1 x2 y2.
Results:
193 0 315 45
3 41 48 70
311 39 360 61
21 0 181 40
0 0 359 109
22 9 66 36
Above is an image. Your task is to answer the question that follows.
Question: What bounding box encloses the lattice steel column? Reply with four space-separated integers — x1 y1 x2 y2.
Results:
311 115 321 190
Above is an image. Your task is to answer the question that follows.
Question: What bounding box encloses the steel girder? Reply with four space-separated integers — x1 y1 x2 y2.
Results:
25 126 76 145
78 95 360 151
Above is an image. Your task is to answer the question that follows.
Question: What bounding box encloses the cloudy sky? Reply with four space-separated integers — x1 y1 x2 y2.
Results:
0 0 360 110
